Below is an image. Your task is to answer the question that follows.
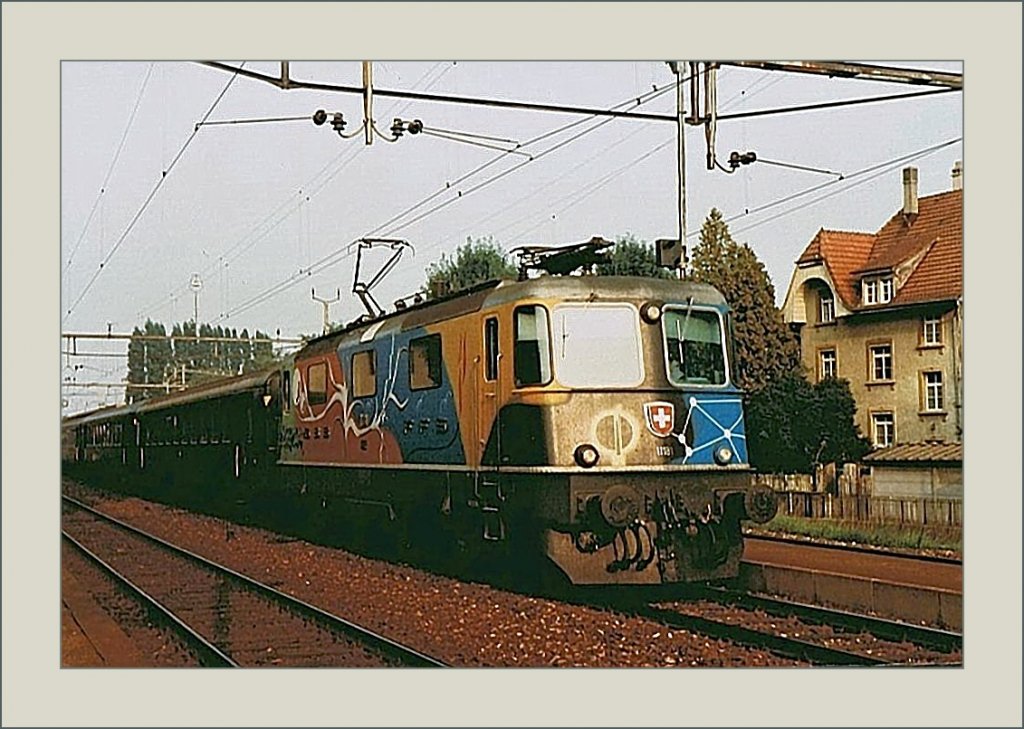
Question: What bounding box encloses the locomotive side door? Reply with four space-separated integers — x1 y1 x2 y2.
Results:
476 315 501 467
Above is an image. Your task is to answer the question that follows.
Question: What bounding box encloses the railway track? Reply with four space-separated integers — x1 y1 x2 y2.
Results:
618 599 883 666
690 584 963 655
587 582 961 667
745 532 962 565
62 496 447 668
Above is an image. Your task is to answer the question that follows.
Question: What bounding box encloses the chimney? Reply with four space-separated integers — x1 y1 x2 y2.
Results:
902 167 919 221
951 160 963 190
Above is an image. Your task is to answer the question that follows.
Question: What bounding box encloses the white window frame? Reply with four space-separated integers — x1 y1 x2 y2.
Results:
923 371 945 412
819 293 835 324
872 412 895 448
879 277 894 303
922 316 942 346
819 349 837 380
863 279 877 305
869 343 893 381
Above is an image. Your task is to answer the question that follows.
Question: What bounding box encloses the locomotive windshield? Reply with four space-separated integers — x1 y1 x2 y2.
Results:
551 303 644 387
663 306 727 386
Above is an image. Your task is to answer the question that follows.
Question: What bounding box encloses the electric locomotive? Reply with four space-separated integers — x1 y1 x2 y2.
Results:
61 249 777 585
278 273 776 584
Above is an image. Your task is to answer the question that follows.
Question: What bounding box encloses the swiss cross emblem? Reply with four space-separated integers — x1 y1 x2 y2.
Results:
644 401 675 437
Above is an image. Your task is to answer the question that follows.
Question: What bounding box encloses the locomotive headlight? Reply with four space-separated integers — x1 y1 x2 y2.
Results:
640 300 663 324
574 443 600 468
714 445 734 465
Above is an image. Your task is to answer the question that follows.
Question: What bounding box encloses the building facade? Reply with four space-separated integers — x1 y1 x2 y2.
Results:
781 165 963 450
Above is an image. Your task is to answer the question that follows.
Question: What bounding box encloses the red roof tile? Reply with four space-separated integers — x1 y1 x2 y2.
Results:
796 229 875 309
859 190 962 274
795 188 962 309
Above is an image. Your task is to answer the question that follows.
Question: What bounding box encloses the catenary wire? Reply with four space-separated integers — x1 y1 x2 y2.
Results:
725 138 962 238
361 73 689 239
63 63 155 278
134 62 454 324
65 63 246 322
211 71 698 323
201 61 958 124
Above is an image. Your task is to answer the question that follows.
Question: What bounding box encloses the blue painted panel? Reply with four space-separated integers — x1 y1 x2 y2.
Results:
670 391 748 466
339 328 466 465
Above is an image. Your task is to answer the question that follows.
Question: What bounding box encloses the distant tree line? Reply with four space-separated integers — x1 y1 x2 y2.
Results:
125 320 277 403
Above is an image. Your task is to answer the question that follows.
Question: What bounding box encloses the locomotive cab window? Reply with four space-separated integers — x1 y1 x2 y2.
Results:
352 350 377 398
663 306 727 386
307 362 328 405
409 334 442 390
514 305 552 387
551 303 644 387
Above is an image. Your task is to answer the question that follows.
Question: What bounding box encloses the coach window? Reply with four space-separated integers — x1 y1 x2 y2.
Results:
484 317 499 382
352 350 377 398
514 304 552 387
410 334 442 390
281 370 291 413
308 362 328 405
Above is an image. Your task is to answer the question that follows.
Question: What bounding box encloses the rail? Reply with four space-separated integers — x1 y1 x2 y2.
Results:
62 496 448 667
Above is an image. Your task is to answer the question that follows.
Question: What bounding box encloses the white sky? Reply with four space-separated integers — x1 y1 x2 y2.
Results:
60 59 962 412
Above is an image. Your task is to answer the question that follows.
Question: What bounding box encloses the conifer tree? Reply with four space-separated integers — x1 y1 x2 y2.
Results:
688 208 801 393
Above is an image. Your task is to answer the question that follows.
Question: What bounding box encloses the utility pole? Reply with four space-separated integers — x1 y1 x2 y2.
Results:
312 287 342 335
670 61 687 279
362 61 374 145
189 273 202 340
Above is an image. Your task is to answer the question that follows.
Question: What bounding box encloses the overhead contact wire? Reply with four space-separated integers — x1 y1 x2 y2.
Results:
138 63 455 324
64 63 155 277
217 71 698 321
66 63 245 321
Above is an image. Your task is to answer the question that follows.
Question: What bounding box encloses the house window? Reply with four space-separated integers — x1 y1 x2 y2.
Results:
869 343 893 381
409 334 442 390
922 316 942 346
307 362 327 405
923 371 945 411
819 349 837 380
872 412 895 448
819 293 835 324
863 279 877 305
879 277 893 303
351 350 376 398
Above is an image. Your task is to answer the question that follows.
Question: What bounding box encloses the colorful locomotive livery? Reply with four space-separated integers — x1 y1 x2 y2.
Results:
62 274 778 584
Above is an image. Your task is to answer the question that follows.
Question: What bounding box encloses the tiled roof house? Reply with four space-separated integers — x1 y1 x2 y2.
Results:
781 164 963 452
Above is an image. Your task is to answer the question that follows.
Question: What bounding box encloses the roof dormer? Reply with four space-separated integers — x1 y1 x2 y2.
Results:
860 272 894 306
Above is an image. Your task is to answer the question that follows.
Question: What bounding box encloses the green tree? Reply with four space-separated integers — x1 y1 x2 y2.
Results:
424 236 516 298
688 208 800 393
596 234 673 278
144 319 172 389
246 330 276 372
747 373 871 474
125 325 146 403
125 320 173 402
812 377 872 466
238 328 253 373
